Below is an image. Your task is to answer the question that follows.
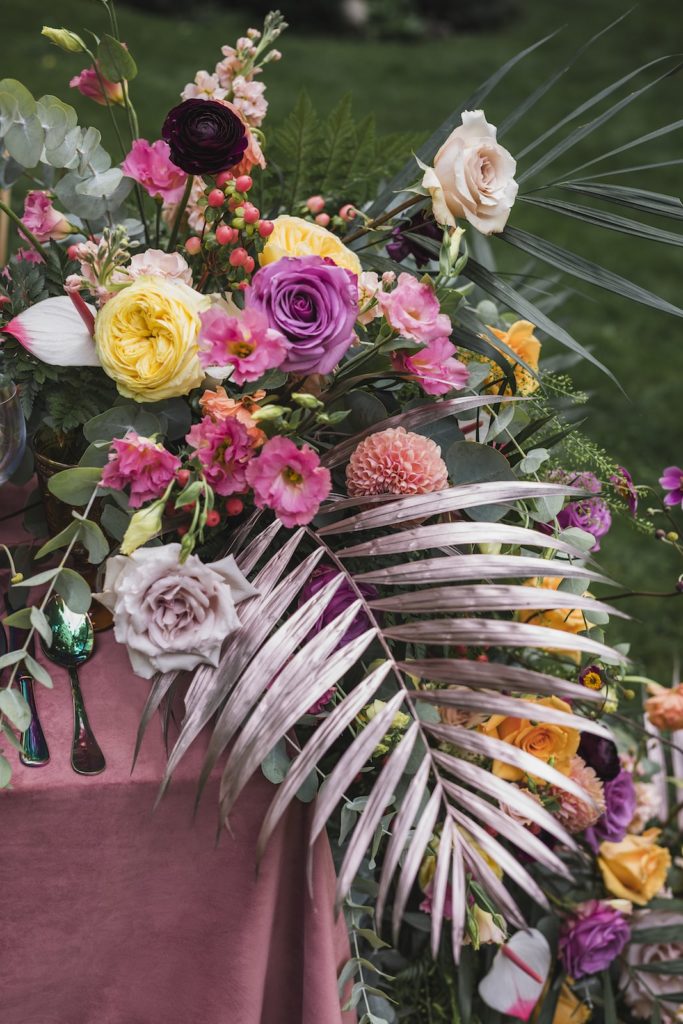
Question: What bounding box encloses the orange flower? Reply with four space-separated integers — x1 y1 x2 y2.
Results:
645 682 683 731
199 387 266 447
483 319 541 396
551 981 592 1024
478 694 580 784
598 829 671 906
517 576 588 664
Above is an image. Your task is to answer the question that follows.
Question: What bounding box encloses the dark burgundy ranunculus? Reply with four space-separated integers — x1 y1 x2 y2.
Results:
578 733 621 781
386 210 441 268
161 99 247 176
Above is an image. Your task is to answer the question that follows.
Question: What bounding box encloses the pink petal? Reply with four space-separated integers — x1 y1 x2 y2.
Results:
4 296 100 366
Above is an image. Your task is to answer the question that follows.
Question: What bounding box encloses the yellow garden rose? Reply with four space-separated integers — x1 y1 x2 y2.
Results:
95 275 208 401
479 695 580 783
517 576 589 664
483 319 541 396
259 215 362 276
598 829 671 906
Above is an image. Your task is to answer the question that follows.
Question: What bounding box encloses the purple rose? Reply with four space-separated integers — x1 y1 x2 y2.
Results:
386 210 442 268
578 733 621 781
162 99 247 175
559 900 630 979
557 496 612 551
299 564 377 649
585 769 637 850
248 256 358 375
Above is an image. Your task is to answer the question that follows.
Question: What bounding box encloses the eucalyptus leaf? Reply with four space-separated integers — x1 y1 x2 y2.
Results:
24 654 53 689
30 606 53 648
100 503 132 542
4 115 45 168
84 405 161 443
2 608 32 629
35 520 82 560
47 466 101 505
0 753 11 788
261 738 290 785
78 519 109 564
0 650 26 669
54 568 92 614
0 688 32 731
445 441 516 522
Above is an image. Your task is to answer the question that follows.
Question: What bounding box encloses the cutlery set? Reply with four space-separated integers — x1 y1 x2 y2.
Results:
0 595 105 776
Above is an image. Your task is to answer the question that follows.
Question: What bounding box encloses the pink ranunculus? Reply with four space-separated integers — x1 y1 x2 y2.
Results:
122 139 188 204
70 64 124 106
101 432 181 508
391 337 469 395
198 306 290 385
245 436 332 528
21 191 73 244
127 249 193 286
377 272 452 343
186 416 254 496
231 75 268 127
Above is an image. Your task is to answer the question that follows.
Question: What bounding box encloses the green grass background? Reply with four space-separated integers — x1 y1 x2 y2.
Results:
4 0 682 676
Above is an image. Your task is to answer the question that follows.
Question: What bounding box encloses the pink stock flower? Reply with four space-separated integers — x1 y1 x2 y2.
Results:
231 75 268 127
101 432 181 508
245 437 332 528
391 337 469 395
122 139 188 204
70 64 124 106
198 306 290 385
377 272 452 343
215 46 249 87
21 191 73 244
186 416 254 496
181 70 228 101
346 427 449 497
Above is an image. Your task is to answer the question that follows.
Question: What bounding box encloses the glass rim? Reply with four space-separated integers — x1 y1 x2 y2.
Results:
0 382 18 406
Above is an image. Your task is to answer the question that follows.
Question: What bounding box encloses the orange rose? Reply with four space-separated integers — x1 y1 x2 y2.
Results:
199 387 266 447
645 682 683 731
598 829 672 906
483 319 541 396
517 576 589 664
478 694 580 783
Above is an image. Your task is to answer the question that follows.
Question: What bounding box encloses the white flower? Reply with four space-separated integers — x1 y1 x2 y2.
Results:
422 110 518 235
95 545 258 679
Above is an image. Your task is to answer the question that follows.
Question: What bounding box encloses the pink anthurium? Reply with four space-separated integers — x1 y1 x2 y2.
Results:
478 928 551 1021
3 295 100 367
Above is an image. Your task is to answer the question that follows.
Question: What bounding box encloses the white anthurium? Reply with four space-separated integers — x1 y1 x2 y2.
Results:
4 295 100 366
478 928 551 1022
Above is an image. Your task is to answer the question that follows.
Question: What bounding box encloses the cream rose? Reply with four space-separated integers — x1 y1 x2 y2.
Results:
95 544 259 679
422 110 518 235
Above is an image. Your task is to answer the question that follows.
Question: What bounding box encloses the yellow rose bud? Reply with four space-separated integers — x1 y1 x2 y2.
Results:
598 828 671 905
120 502 164 556
41 26 87 52
259 215 362 277
94 276 208 402
478 694 580 784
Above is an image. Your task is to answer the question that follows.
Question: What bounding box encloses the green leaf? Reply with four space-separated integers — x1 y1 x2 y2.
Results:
100 503 131 542
97 35 138 82
14 567 61 588
556 181 683 221
602 971 617 1024
54 568 92 614
0 753 11 788
2 720 24 751
78 442 111 469
638 960 683 976
444 441 516 521
272 92 318 208
0 687 32 731
519 448 550 474
30 606 53 648
261 738 290 785
83 405 161 444
2 608 32 629
4 115 45 168
319 95 357 195
35 519 81 560
23 654 53 689
77 519 109 564
354 927 391 950
519 195 683 247
47 466 101 505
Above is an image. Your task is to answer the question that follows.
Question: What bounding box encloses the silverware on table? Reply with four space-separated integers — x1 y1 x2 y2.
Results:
3 596 50 766
41 595 105 776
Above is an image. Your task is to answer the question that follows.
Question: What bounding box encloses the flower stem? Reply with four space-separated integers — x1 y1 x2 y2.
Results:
167 175 194 253
0 198 49 262
343 194 424 245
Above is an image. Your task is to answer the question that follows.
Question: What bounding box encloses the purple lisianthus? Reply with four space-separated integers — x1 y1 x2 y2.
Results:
659 466 683 509
247 255 358 375
300 564 377 648
557 496 612 551
578 733 621 781
386 210 442 268
585 769 637 850
610 466 638 515
559 900 630 979
162 99 247 175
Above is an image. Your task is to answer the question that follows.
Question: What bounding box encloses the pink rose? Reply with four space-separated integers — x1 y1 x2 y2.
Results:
122 139 188 204
127 249 193 286
21 191 73 243
245 436 331 528
101 432 181 508
70 64 124 106
377 272 451 343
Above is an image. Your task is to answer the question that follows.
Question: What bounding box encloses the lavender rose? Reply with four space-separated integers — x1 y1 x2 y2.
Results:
585 769 638 850
95 544 258 678
248 255 358 375
162 99 247 175
559 900 631 979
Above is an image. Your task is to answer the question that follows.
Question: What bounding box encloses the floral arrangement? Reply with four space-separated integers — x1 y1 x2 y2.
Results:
1 5 682 1022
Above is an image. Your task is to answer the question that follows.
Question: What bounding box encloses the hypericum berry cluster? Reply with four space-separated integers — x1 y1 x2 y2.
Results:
301 194 358 231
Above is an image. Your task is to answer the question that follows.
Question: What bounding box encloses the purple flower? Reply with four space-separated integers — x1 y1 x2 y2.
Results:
386 210 442 268
585 769 637 850
578 734 621 781
557 496 612 551
247 255 358 375
559 901 630 979
162 99 247 175
610 466 638 516
299 564 377 649
659 466 683 509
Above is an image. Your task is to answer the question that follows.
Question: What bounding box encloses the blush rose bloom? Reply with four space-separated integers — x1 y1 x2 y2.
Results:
598 828 671 905
95 545 259 678
422 109 518 235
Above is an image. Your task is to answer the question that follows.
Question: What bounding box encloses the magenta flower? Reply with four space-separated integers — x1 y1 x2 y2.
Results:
70 64 124 106
21 191 73 244
559 901 630 979
660 466 683 509
391 337 469 395
101 432 181 508
300 564 377 647
557 496 612 551
186 416 254 496
245 436 331 528
610 466 638 515
377 272 451 343
198 306 290 385
585 769 637 850
122 139 188 204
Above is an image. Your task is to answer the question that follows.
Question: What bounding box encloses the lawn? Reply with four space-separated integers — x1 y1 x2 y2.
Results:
3 0 682 676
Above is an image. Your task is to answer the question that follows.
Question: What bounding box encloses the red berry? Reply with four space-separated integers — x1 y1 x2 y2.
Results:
206 509 221 527
185 236 201 255
227 197 240 212
176 468 190 486
215 224 234 245
243 204 260 224
258 220 274 238
208 188 225 208
306 195 325 214
176 525 188 537
236 281 248 291
243 255 255 274
216 170 233 187
315 212 330 227
339 203 357 222
234 174 253 192
476 653 489 662
225 497 244 516
229 247 248 267
182 503 195 513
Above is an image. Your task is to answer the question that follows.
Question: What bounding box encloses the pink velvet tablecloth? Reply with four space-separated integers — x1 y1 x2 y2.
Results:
1 482 354 1024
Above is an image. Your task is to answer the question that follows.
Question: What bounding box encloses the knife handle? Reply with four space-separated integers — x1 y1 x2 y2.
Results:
19 675 50 767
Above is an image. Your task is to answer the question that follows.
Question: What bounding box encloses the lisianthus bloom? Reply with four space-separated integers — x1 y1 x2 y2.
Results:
247 255 358 375
181 70 228 101
101 432 181 508
610 465 638 515
621 909 683 1023
422 109 518 235
659 465 683 508
479 695 580 784
70 63 124 105
122 139 188 204
517 576 589 662
346 427 448 497
386 209 442 268
557 496 612 551
95 276 208 402
259 215 362 277
598 829 671 905
21 191 73 244
126 249 193 286
186 416 254 496
199 387 266 446
419 880 453 921
483 320 541 396
645 681 683 731
559 900 630 979
550 755 605 833
391 337 469 395
377 273 451 343
198 306 290 385
585 769 637 849
245 436 331 527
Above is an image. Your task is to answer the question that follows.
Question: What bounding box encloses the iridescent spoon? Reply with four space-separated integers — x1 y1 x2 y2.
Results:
41 596 105 776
